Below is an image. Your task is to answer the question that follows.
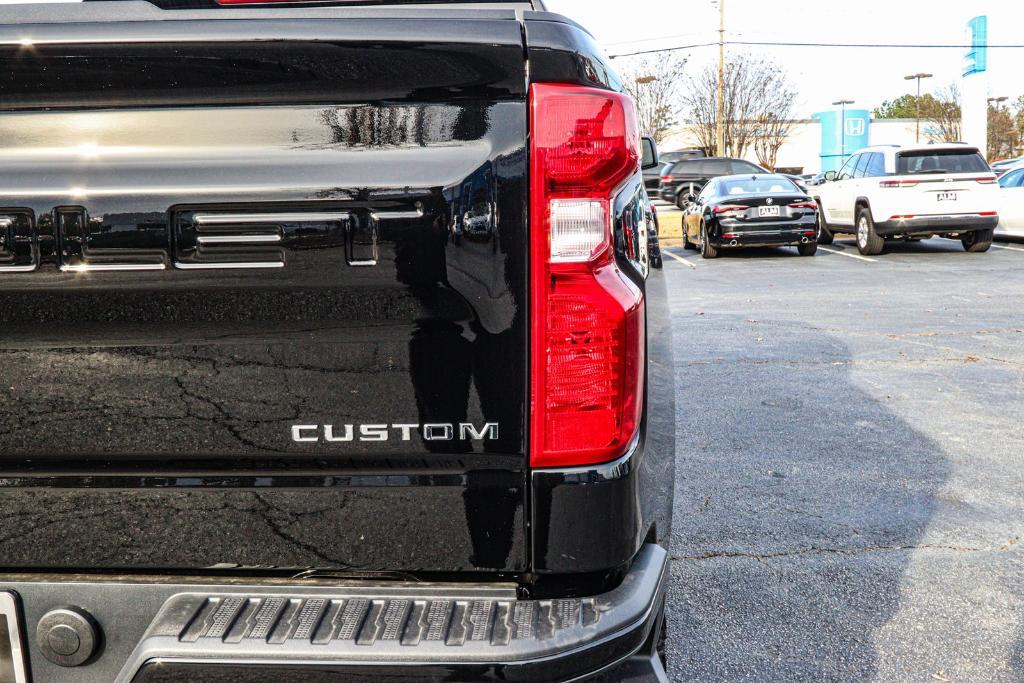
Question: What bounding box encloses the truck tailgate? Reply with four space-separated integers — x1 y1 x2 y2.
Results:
0 12 529 573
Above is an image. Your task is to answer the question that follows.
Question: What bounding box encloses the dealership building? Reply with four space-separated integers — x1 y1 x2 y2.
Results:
659 117 929 175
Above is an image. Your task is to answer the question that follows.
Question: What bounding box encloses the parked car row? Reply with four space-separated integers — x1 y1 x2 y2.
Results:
650 142 1024 259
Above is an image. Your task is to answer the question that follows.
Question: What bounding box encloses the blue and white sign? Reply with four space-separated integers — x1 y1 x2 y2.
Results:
964 15 987 77
813 109 871 173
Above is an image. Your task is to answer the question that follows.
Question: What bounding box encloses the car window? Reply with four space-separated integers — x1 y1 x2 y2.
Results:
719 177 800 195
837 155 859 180
864 153 887 177
852 154 871 178
700 160 732 175
697 181 717 202
730 160 764 174
896 149 990 175
999 169 1024 188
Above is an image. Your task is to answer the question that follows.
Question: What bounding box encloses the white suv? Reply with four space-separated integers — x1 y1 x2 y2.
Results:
813 144 1000 255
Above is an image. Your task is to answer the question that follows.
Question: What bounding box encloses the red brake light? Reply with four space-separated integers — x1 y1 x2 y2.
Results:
974 177 997 184
713 204 746 214
660 175 672 181
880 180 919 188
787 202 817 209
529 83 644 469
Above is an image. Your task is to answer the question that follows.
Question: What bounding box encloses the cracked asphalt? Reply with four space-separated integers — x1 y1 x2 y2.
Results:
657 225 1024 682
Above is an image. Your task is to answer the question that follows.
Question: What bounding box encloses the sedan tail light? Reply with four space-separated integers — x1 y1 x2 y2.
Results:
787 202 818 209
713 204 747 215
973 177 997 184
529 83 645 469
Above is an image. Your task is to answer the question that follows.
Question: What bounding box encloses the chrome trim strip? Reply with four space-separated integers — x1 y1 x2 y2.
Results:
193 212 350 225
60 263 165 272
370 208 424 220
195 234 282 244
174 262 285 270
0 264 37 273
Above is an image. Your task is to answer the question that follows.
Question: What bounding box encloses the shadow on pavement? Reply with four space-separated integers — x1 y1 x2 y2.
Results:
665 320 952 680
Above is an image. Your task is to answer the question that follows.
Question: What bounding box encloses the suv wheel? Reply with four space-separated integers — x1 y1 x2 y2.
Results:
855 207 884 255
961 228 994 253
815 202 834 245
675 192 687 210
700 222 718 259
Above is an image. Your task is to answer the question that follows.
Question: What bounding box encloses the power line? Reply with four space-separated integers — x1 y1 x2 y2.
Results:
609 40 1024 59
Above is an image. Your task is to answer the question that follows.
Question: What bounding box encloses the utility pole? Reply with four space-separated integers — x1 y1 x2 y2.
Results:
833 99 855 157
904 72 932 143
715 0 725 156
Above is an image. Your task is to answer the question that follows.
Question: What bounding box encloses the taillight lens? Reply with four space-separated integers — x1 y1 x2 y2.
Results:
530 83 645 469
787 202 817 209
880 180 919 188
713 204 747 215
974 176 997 184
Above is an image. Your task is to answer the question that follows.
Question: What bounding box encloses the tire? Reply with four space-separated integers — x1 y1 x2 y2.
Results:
676 193 687 211
962 228 994 253
798 241 817 256
700 222 718 259
815 201 834 245
650 254 663 269
855 206 884 255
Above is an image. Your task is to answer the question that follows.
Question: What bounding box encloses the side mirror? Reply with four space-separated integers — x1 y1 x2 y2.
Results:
823 170 837 182
641 137 659 170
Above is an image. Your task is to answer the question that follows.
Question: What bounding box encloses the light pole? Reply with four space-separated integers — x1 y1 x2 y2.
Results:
713 0 725 156
904 72 932 143
833 99 855 157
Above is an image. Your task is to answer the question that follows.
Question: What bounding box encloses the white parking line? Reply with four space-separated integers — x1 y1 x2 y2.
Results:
818 245 878 263
992 243 1024 253
663 249 697 268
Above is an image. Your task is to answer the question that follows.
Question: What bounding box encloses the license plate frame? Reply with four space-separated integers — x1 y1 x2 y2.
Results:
0 592 28 683
758 205 781 218
936 191 958 202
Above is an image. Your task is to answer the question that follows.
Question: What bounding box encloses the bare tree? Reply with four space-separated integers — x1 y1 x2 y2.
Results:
622 53 687 145
988 103 1019 160
680 53 798 159
923 84 961 143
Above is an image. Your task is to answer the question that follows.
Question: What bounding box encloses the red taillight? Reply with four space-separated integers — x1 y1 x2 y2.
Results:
660 175 672 181
980 211 999 217
788 202 817 209
529 83 644 469
713 204 746 215
880 180 919 188
973 177 997 184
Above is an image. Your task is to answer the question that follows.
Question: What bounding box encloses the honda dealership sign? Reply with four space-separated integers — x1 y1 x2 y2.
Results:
961 15 988 155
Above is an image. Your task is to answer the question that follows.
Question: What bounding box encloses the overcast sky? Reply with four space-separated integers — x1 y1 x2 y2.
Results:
544 0 1023 118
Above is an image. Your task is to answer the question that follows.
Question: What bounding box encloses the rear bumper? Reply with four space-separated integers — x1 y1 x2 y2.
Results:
2 545 669 682
874 214 999 236
715 225 817 248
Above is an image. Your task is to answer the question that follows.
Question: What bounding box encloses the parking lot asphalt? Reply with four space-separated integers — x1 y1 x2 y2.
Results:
656 203 1024 681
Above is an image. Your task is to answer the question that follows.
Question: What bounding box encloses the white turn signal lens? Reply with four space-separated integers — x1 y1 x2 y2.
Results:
549 199 607 263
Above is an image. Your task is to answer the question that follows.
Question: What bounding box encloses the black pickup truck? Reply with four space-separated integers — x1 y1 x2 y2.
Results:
0 1 674 680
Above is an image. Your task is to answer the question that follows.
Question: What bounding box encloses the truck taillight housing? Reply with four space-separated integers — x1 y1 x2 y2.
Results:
529 83 645 469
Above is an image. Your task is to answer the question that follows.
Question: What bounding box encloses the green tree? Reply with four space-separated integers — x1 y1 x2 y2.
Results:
874 94 941 120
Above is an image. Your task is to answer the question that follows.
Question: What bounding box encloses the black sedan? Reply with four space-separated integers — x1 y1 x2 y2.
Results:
682 174 819 258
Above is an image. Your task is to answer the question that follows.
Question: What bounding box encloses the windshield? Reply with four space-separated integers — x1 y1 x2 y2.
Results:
896 149 990 175
719 177 800 195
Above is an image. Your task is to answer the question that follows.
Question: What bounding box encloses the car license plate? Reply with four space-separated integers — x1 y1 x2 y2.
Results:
936 192 958 202
758 206 780 217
